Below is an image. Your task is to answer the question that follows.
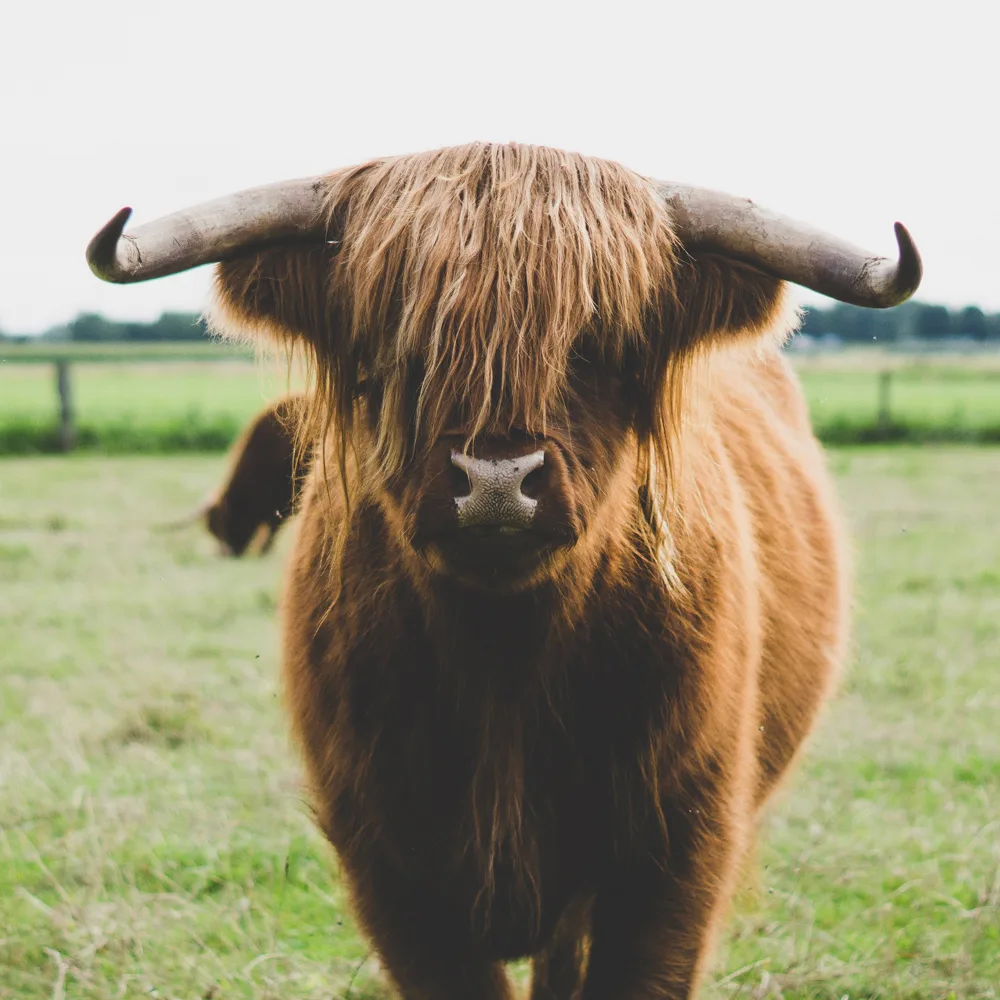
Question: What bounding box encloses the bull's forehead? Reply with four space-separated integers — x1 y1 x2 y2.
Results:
330 143 674 383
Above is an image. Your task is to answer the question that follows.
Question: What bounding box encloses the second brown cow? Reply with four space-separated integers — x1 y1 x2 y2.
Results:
203 393 310 556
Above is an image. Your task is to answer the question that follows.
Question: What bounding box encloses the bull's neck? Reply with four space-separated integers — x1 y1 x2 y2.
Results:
411 523 633 680
430 576 577 646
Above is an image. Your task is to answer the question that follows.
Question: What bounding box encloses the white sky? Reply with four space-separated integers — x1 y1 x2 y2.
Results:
1 0 997 335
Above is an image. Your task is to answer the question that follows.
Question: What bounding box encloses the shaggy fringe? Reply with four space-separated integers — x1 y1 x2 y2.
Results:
208 141 794 595
206 142 802 946
318 143 679 473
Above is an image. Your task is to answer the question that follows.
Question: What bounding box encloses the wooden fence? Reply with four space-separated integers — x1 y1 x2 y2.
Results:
27 350 253 452
40 359 908 452
877 370 892 435
55 360 75 451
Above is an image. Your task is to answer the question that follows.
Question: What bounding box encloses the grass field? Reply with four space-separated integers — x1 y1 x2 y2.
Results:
802 369 1000 440
0 341 252 364
2 346 1000 454
0 361 307 454
1 448 998 998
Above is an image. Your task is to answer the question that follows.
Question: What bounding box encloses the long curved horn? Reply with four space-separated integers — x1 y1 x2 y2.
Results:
85 169 922 308
86 177 329 283
654 182 922 308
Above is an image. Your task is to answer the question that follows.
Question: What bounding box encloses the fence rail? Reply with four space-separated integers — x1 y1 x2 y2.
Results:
3 352 1000 455
55 360 75 452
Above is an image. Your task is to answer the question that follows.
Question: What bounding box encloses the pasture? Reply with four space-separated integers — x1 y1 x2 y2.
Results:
1 446 997 998
0 352 305 454
3 346 1000 453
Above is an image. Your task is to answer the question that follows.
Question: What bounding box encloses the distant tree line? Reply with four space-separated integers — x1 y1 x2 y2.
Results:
0 312 210 343
799 301 1000 343
1 302 999 344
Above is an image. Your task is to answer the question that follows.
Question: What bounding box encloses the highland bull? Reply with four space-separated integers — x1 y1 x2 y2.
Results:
88 142 921 999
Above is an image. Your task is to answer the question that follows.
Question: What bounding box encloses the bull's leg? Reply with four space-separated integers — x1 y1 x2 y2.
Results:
351 917 514 1000
343 866 514 1000
529 895 592 1000
257 523 277 554
376 951 513 1000
579 807 743 1000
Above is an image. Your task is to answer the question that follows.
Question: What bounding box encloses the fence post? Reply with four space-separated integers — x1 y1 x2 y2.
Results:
877 370 892 436
55 359 76 452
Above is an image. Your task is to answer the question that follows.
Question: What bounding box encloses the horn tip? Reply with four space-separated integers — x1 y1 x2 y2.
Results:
86 206 136 282
890 220 923 305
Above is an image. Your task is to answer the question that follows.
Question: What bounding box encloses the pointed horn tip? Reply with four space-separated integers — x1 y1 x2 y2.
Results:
86 207 134 282
887 220 923 306
894 221 920 264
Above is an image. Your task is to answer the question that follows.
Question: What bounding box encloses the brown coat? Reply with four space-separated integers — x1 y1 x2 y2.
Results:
204 394 310 556
209 142 849 999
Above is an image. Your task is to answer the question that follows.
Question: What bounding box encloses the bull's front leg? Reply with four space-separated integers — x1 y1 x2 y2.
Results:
580 797 746 1000
373 946 513 1000
342 860 515 1000
529 894 593 1000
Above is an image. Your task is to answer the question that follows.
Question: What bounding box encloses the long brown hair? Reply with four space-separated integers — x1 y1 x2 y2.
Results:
209 142 796 567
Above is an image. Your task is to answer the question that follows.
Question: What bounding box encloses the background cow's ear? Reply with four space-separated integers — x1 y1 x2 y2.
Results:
208 244 338 351
666 251 799 354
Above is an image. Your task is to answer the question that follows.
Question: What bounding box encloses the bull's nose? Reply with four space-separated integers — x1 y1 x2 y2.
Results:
450 450 545 530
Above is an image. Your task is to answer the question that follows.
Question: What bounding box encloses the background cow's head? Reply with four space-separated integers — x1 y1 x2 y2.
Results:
88 143 921 591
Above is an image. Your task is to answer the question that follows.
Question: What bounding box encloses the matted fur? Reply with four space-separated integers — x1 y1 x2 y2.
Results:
207 142 844 1000
209 142 797 541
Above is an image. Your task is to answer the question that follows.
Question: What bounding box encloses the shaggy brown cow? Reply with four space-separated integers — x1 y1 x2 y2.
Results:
206 393 310 556
159 394 310 556
88 142 921 999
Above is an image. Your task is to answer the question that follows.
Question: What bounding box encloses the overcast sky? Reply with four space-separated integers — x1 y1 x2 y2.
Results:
1 0 996 335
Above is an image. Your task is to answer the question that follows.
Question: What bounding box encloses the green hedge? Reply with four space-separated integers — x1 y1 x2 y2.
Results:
4 416 1000 456
0 417 244 455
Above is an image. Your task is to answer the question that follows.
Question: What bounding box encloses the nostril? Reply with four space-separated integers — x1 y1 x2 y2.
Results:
520 465 545 500
448 462 472 498
450 448 546 521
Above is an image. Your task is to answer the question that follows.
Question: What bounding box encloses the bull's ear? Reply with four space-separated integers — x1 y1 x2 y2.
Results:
666 252 799 353
629 253 798 440
207 245 338 351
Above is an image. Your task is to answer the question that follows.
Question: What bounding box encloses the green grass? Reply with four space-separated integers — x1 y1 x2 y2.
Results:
0 361 306 455
2 352 1000 454
0 456 378 998
1 448 998 997
799 368 1000 442
0 340 252 363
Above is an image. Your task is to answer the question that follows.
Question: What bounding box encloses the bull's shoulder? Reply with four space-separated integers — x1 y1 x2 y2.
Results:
710 345 811 432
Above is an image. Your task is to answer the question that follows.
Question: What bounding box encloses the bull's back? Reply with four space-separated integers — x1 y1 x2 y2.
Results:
705 347 850 803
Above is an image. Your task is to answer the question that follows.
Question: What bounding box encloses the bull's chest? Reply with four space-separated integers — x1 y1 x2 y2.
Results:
446 765 606 958
329 580 673 957
364 712 614 957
